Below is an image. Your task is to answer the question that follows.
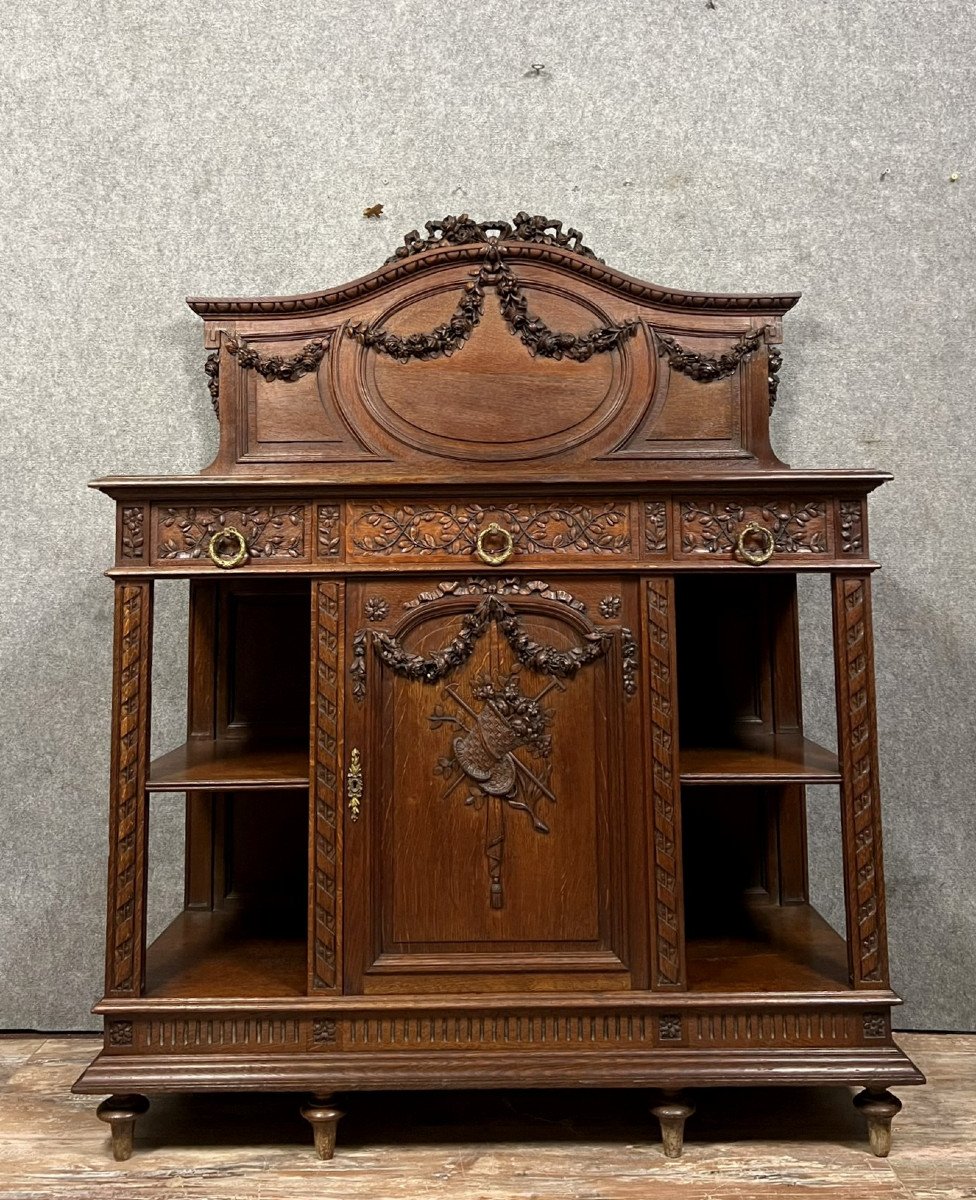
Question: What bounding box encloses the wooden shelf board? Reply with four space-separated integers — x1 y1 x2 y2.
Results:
144 910 306 998
686 902 851 992
148 738 309 791
680 732 841 784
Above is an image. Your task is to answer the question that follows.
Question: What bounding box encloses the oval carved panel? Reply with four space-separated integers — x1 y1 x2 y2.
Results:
357 282 642 461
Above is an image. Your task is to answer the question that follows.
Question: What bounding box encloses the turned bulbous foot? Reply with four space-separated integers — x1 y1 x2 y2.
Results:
651 1090 695 1158
854 1088 902 1157
96 1093 149 1161
301 1092 343 1160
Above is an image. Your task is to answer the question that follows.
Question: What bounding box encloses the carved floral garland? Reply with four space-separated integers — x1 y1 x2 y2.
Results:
348 248 639 364
351 592 616 701
202 213 781 400
224 333 332 381
655 328 765 382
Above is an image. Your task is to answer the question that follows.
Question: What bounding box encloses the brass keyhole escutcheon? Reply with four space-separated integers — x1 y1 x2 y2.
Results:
207 526 248 569
475 522 515 566
347 748 363 822
735 521 775 565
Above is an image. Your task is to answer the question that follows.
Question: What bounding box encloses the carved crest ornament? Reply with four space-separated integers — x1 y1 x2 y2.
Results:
206 213 777 409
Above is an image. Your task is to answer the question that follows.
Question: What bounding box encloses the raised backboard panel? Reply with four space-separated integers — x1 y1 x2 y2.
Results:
188 214 798 481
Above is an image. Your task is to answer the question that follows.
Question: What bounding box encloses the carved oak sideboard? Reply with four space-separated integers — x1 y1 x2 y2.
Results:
75 212 923 1162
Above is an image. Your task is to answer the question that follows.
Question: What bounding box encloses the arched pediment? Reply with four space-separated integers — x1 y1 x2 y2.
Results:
189 214 799 479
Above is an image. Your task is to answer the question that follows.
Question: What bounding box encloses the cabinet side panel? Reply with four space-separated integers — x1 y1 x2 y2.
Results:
310 580 344 992
105 581 153 996
644 577 686 988
832 574 889 988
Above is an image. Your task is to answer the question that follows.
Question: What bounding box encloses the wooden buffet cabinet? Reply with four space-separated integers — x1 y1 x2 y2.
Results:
75 213 923 1161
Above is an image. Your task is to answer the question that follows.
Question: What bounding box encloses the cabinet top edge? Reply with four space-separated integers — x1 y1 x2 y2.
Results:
90 470 894 499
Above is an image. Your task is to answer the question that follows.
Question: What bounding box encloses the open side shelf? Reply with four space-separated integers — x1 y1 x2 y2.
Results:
685 902 850 993
680 733 841 785
145 910 306 998
148 737 310 791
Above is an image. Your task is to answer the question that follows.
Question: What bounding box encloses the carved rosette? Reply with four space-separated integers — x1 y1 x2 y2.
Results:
349 501 631 559
107 1020 133 1047
312 1018 338 1044
156 506 306 561
658 1014 682 1041
834 577 888 987
863 1013 888 1039
107 582 152 995
311 582 342 991
680 500 828 556
647 579 683 988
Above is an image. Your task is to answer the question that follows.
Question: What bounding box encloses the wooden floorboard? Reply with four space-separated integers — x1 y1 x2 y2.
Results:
0 1033 970 1199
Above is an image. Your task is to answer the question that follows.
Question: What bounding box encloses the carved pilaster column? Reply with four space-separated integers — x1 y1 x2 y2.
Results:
645 578 685 989
105 581 153 996
832 574 889 988
310 581 343 991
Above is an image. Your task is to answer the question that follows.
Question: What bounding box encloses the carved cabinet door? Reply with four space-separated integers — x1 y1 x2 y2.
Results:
342 576 647 993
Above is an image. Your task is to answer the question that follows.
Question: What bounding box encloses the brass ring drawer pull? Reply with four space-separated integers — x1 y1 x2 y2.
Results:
735 522 775 565
207 527 248 569
475 522 515 566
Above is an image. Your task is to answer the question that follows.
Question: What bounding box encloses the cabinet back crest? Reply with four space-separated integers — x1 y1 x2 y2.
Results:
188 214 799 480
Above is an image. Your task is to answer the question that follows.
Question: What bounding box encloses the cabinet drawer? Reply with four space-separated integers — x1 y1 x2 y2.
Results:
345 499 636 565
678 499 831 563
149 504 310 567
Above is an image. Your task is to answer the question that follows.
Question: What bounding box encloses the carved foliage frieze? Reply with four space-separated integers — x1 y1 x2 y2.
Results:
317 505 341 558
839 500 864 554
644 501 668 555
312 582 341 991
647 580 682 988
120 507 145 559
348 501 631 559
680 500 828 556
156 506 306 561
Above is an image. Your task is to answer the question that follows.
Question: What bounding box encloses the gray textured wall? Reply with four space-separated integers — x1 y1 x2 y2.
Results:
1 1 973 1032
